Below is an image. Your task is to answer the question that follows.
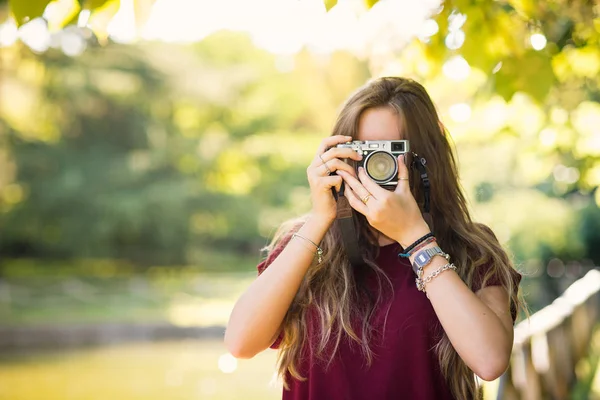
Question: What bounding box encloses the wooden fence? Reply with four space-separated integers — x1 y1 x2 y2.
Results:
497 269 600 400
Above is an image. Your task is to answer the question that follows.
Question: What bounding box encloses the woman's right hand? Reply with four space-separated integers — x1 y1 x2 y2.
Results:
306 135 363 223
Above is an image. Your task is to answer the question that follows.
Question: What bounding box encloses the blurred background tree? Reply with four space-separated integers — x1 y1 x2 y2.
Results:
1 0 598 283
1 1 600 399
0 0 598 318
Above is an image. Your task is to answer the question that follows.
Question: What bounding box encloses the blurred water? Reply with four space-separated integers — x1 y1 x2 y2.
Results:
0 340 281 400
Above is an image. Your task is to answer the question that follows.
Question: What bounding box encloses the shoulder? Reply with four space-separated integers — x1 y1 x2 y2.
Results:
257 217 306 274
468 222 522 291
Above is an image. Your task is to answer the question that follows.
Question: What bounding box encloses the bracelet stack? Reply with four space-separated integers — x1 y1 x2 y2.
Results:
292 233 324 264
415 263 457 292
399 233 456 294
398 232 434 258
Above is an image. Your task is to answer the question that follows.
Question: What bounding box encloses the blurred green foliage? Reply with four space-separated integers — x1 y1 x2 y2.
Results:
0 31 371 265
0 1 599 285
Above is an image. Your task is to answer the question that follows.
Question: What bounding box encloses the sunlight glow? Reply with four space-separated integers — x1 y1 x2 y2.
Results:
0 19 18 47
218 353 238 373
553 164 580 184
448 103 471 123
59 26 87 56
18 18 51 53
539 128 557 147
7 0 444 56
107 0 136 43
445 29 465 50
419 18 439 38
444 10 466 50
530 33 547 51
442 55 470 80
140 0 443 55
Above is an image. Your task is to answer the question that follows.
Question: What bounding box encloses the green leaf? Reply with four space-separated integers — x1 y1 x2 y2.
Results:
85 0 113 9
324 0 337 12
9 0 52 26
494 51 555 103
364 0 379 9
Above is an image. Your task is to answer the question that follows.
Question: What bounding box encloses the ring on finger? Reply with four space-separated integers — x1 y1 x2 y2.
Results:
361 193 372 204
319 154 332 175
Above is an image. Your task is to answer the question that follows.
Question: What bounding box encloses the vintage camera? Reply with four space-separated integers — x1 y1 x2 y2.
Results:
336 140 410 188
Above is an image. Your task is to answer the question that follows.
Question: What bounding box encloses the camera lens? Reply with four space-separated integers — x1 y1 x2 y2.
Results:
365 151 397 183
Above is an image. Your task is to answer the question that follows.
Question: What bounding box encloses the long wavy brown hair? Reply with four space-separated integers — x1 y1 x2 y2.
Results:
263 77 523 400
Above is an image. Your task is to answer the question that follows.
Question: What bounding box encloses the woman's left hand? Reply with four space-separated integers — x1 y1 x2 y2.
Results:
336 155 430 248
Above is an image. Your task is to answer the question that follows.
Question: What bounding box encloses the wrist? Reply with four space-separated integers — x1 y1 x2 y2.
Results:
306 212 335 231
397 222 431 249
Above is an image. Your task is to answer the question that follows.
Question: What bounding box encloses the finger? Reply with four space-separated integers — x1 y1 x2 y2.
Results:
395 154 411 194
317 135 353 155
324 159 357 176
344 185 369 216
333 176 343 193
321 147 362 163
357 167 388 198
337 170 372 201
322 174 343 190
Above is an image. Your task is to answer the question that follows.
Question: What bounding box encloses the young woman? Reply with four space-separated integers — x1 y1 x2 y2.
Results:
225 77 523 400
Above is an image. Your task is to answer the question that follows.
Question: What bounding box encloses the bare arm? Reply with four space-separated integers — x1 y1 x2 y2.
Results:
224 215 331 359
408 238 515 381
224 134 362 359
338 162 517 381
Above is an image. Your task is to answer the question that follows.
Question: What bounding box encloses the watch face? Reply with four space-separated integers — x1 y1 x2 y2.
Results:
417 253 428 265
411 247 447 276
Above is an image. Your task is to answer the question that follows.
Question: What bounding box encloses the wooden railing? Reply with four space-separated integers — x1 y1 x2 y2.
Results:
497 269 600 400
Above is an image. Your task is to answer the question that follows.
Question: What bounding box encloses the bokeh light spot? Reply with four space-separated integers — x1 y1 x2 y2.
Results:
218 353 238 373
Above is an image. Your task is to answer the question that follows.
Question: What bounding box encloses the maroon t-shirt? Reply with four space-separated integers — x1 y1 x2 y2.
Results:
257 240 520 400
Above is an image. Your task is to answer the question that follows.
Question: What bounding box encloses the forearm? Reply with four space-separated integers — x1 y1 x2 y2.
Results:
401 233 513 380
225 214 332 358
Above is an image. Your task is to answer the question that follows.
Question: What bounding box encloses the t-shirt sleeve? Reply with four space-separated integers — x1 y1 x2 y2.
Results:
256 233 294 349
471 225 522 323
472 262 522 323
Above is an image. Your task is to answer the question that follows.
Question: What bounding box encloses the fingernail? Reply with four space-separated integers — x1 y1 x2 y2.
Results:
358 167 364 173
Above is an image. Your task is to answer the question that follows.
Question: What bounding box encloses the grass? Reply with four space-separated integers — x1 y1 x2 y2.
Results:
0 256 259 327
0 339 282 400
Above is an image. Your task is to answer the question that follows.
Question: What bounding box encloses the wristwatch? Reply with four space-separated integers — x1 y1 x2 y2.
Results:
412 246 450 275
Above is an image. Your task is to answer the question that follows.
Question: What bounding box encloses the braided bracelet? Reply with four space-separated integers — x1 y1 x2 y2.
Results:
398 232 434 258
407 237 436 257
416 262 457 293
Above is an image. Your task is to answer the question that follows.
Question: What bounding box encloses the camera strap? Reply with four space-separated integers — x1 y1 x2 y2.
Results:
333 182 365 267
334 152 431 268
412 153 430 214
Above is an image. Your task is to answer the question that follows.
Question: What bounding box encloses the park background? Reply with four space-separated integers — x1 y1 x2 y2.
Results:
1 0 600 399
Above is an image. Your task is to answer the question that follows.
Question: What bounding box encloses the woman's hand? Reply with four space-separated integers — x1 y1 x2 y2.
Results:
307 135 362 223
336 154 430 247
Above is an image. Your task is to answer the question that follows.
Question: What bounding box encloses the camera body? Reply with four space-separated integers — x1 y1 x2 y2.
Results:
336 140 410 189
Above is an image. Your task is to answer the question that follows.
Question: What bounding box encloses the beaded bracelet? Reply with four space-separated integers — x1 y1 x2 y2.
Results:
398 232 434 258
416 262 457 293
292 233 324 264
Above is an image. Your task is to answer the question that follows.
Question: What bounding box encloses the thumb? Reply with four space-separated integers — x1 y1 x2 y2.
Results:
395 154 410 193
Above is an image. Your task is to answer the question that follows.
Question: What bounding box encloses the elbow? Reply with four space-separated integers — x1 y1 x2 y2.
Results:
227 344 256 359
473 354 510 382
224 329 257 359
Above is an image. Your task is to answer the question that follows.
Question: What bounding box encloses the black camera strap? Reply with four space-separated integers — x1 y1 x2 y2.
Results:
333 182 364 267
412 153 430 214
334 153 431 268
